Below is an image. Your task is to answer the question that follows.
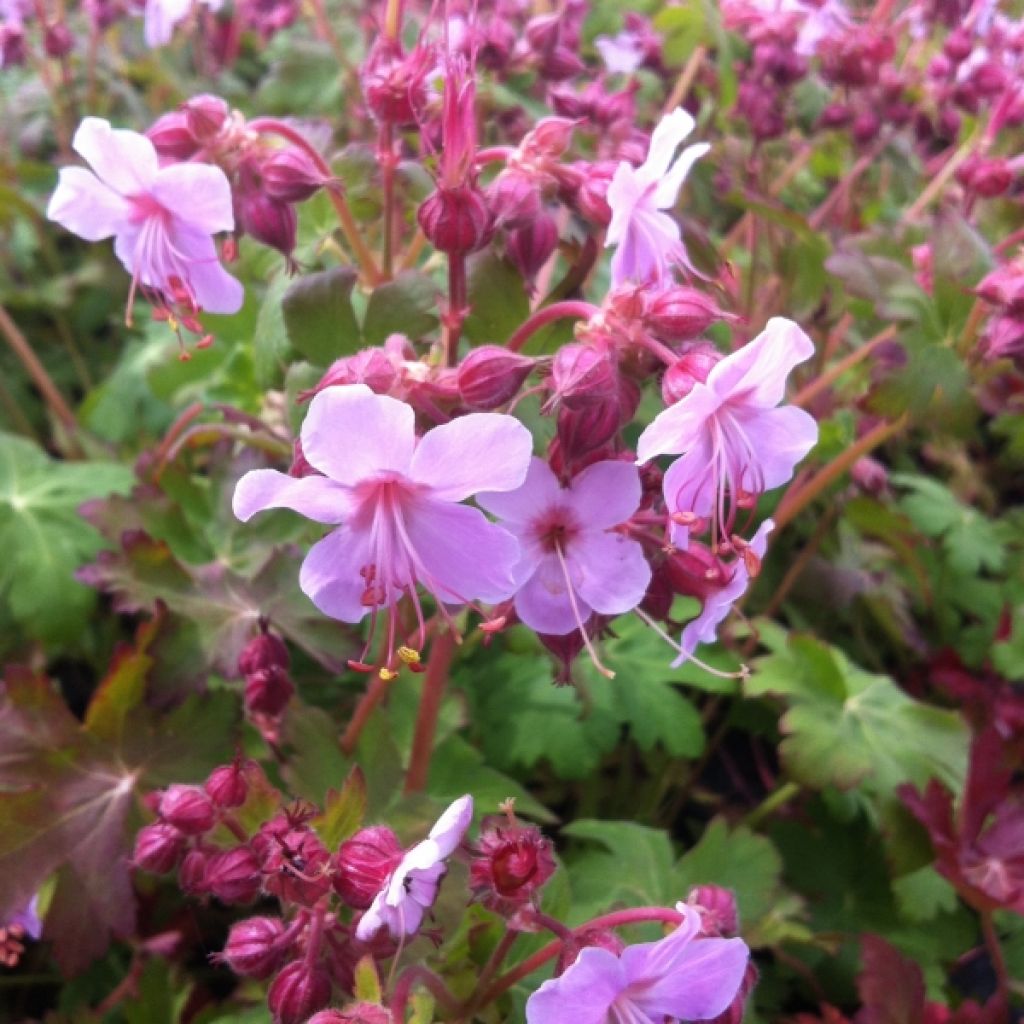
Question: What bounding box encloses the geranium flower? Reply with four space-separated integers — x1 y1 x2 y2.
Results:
595 30 645 74
47 117 242 320
233 385 532 659
477 458 650 671
144 0 222 47
355 795 473 940
637 318 817 545
605 107 710 288
526 903 749 1024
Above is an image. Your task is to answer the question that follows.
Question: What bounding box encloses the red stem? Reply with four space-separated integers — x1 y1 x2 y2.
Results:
403 630 457 794
390 965 460 1019
506 300 599 353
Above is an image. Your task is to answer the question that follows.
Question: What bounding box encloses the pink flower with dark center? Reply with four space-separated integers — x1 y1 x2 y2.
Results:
526 903 750 1024
637 318 817 546
478 458 650 675
605 107 710 288
355 795 473 941
47 117 242 323
233 385 532 664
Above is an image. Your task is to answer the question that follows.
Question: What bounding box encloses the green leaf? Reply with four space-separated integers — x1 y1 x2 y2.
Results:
252 275 291 388
282 267 361 366
363 272 439 345
313 765 367 848
463 251 530 345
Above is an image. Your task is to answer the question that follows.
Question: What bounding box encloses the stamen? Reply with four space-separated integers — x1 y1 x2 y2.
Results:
552 541 615 679
633 607 749 682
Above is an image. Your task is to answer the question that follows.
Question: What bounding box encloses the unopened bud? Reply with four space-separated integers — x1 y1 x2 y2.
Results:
262 147 327 204
159 784 216 835
182 94 229 143
574 161 616 226
43 21 74 57
471 820 556 913
333 826 403 908
206 845 262 904
530 117 577 157
361 37 430 127
262 829 332 907
246 669 295 718
551 343 618 409
488 170 542 229
418 186 491 254
525 13 560 52
179 848 210 895
222 916 288 979
661 344 722 404
268 960 332 1024
308 1006 391 1024
689 884 739 936
133 822 186 873
507 214 560 282
239 632 290 677
645 287 731 342
205 762 249 808
943 28 973 63
238 192 298 257
458 346 535 409
147 111 201 161
556 927 624 972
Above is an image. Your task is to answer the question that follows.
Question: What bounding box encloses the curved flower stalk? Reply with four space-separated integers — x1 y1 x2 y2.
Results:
526 903 749 1024
606 107 710 288
637 317 818 547
233 385 532 666
47 117 243 328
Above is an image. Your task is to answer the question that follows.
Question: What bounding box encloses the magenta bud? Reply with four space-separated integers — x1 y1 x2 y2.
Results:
574 161 615 226
245 669 295 718
689 884 739 936
43 22 74 58
238 192 298 257
556 927 625 972
539 46 586 81
222 916 287 979
182 93 229 143
179 848 210 895
644 287 730 342
263 829 332 907
457 346 535 410
470 820 556 913
966 157 1013 198
661 345 721 404
206 846 262 904
361 37 430 127
488 170 542 229
551 343 618 409
333 826 403 909
308 1006 390 1024
268 960 332 1024
262 147 326 204
852 110 881 145
976 264 1024 312
818 103 852 129
530 117 577 157
205 763 249 808
943 28 973 63
239 632 290 677
525 13 560 52
147 111 201 161
159 784 216 835
133 822 186 873
507 214 560 282
418 186 491 254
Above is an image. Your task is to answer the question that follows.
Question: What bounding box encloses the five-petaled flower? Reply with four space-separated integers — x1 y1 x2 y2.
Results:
47 117 243 322
233 385 532 664
525 902 749 1024
605 107 710 288
637 317 817 546
355 795 473 941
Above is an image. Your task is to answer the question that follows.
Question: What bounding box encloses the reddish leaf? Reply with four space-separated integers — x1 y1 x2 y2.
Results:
857 935 926 1024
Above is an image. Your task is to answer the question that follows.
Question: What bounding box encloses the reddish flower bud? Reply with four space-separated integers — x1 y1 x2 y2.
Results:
418 186 491 254
182 93 229 143
537 628 585 685
159 784 216 835
133 822 186 873
238 192 298 257
539 46 586 81
661 343 722 404
206 846 262 904
645 287 731 342
525 13 560 52
179 848 210 895
43 21 74 58
851 110 881 146
530 117 577 157
689 884 739 936
268 960 332 1024
969 157 1013 198
333 826 403 908
205 762 250 808
976 264 1024 313
262 829 332 906
488 170 542 229
471 820 556 914
246 669 295 718
556 927 625 972
361 37 431 127
507 214 560 283
574 161 616 226
262 147 327 204
458 346 535 410
943 28 973 63
147 111 201 161
0 24 26 68
818 103 853 130
240 631 290 676
551 343 618 409
664 544 725 602
308 1007 390 1024
222 916 288 979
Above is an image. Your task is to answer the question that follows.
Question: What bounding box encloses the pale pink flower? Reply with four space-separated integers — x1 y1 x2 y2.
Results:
605 108 710 288
233 385 532 657
47 117 242 319
637 318 817 545
5 894 42 940
477 458 650 638
355 795 473 941
144 0 222 47
526 903 749 1024
595 30 645 74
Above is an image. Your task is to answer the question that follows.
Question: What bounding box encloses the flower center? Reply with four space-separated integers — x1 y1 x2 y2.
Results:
533 505 580 552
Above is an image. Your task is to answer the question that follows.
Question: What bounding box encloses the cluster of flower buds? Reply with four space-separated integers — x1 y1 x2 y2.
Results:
238 625 295 727
976 258 1024 366
1 0 74 70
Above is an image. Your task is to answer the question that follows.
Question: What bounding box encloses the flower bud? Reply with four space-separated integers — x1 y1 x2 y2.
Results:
418 186 491 254
573 160 616 225
644 287 731 342
537 628 585 685
263 829 332 906
852 110 881 146
262 147 327 204
525 13 560 52
817 102 853 130
238 192 298 257
179 848 210 895
457 346 535 410
133 822 186 873
268 960 332 1024
246 669 295 718
333 826 403 908
361 37 430 127
556 927 624 973
943 28 973 63
488 170 542 229
159 784 216 835
471 820 556 913
530 117 577 157
147 111 201 161
551 344 618 409
206 846 262 904
507 214 560 283
182 94 229 144
205 762 250 808
222 916 288 979
43 21 74 58
970 157 1013 198
661 344 722 404
976 264 1024 313
689 884 739 936
664 544 724 602
240 632 290 677
539 46 586 81
308 1006 391 1024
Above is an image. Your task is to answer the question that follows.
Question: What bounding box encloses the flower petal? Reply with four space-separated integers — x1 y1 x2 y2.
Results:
636 384 722 463
477 457 562 526
706 317 815 408
144 0 192 46
515 553 586 635
642 107 696 183
406 499 522 604
298 526 372 623
606 163 644 248
573 531 651 617
566 460 642 529
71 117 159 195
166 222 244 314
233 468 354 524
726 404 818 491
410 413 532 501
653 141 710 210
46 167 130 241
526 947 627 1024
620 904 702 983
155 163 235 235
427 794 474 856
661 433 716 518
300 385 415 483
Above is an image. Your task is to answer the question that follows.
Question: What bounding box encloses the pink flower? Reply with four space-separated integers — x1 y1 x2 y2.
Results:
355 795 473 941
595 30 645 74
605 108 710 288
144 0 221 47
677 519 774 665
233 385 532 657
477 458 651 636
637 318 817 544
5 894 42 941
526 903 750 1024
47 117 242 320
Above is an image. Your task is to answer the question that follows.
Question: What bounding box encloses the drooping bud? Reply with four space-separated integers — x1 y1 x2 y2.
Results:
159 784 217 835
133 822 186 873
206 845 262 904
418 186 491 254
550 343 619 409
267 960 332 1024
537 628 585 685
240 631 290 678
530 117 577 158
205 762 250 808
238 191 298 258
43 21 74 58
246 670 295 718
507 214 560 283
147 111 201 161
525 13 560 53
959 156 1013 198
262 829 332 906
943 28 973 63
361 37 431 127
222 916 288 979
644 287 732 342
488 170 542 229
573 160 616 225
262 147 327 204
333 826 403 909
182 94 229 144
457 346 535 410
470 818 556 915
976 263 1024 313
689 884 739 936
661 343 722 404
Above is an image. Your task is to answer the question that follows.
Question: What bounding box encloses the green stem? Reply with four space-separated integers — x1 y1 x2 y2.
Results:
742 780 801 829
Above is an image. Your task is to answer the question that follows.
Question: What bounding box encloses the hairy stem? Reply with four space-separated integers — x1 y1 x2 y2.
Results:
506 300 598 353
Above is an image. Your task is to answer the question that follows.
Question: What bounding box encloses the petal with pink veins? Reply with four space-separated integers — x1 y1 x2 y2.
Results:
154 162 235 234
477 457 562 526
232 469 354 524
725 404 818 491
565 460 642 530
167 222 245 313
298 526 374 623
46 167 130 241
636 385 722 463
653 142 711 210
